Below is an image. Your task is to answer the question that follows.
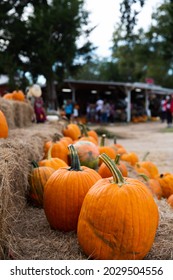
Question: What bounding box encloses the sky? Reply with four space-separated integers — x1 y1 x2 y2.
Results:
84 0 163 58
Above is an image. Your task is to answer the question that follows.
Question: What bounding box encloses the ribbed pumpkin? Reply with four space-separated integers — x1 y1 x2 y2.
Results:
134 162 151 177
43 133 73 158
77 153 159 260
28 161 55 207
50 137 69 164
12 90 25 101
2 93 13 99
43 144 101 232
98 154 128 178
78 124 98 145
73 140 99 170
121 152 139 166
62 123 81 141
98 134 116 165
111 137 127 155
139 174 162 200
87 129 99 144
138 161 159 179
157 173 173 198
38 146 68 170
0 110 8 138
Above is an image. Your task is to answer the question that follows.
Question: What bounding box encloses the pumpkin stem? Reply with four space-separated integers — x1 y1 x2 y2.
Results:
31 160 39 169
80 124 88 137
52 133 61 143
100 134 106 146
47 145 53 160
138 173 149 182
114 154 121 165
99 153 125 185
68 144 82 171
113 136 117 144
142 151 150 161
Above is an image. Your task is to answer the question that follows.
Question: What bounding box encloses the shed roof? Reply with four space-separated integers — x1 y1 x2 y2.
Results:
63 79 173 95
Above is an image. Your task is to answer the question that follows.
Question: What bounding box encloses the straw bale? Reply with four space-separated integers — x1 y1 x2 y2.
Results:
0 122 63 259
0 98 15 128
0 97 34 128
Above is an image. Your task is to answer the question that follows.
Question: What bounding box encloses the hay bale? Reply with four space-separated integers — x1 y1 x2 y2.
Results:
0 98 15 128
0 97 34 128
0 122 63 259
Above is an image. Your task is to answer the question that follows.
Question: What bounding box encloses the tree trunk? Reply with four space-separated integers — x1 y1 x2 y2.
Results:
46 79 58 110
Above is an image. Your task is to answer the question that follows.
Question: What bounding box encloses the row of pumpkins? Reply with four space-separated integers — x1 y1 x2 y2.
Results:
2 90 26 102
28 122 173 260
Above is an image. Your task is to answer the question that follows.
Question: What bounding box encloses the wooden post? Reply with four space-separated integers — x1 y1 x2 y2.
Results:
125 87 131 122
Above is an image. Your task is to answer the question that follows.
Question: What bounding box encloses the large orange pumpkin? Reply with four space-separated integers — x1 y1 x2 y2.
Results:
0 110 8 138
43 144 101 232
77 153 159 260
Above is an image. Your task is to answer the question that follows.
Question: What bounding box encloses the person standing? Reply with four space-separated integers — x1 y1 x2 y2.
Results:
64 99 73 120
165 95 173 128
95 97 103 123
160 96 167 122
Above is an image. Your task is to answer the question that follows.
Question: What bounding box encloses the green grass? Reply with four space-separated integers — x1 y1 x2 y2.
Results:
94 127 118 139
160 127 173 133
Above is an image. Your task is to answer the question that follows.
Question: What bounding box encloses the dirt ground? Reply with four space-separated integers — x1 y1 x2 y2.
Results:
90 120 173 175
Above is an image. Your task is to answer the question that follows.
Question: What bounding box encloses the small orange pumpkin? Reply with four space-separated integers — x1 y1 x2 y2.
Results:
138 161 159 179
98 154 128 178
139 174 162 200
121 152 139 166
157 173 173 198
62 123 81 140
134 162 151 177
38 146 68 170
12 90 25 101
0 110 8 138
98 134 116 165
73 140 99 170
28 161 55 207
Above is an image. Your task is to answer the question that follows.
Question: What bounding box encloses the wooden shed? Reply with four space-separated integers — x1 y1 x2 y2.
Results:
58 79 173 122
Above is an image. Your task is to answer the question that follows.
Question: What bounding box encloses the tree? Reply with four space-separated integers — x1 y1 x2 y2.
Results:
144 0 173 87
120 0 145 35
0 0 95 107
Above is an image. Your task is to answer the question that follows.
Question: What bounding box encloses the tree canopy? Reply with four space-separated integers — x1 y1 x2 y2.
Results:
0 0 95 107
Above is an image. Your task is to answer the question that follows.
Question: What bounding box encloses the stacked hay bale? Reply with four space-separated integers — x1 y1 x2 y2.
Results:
0 108 62 258
0 97 34 128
